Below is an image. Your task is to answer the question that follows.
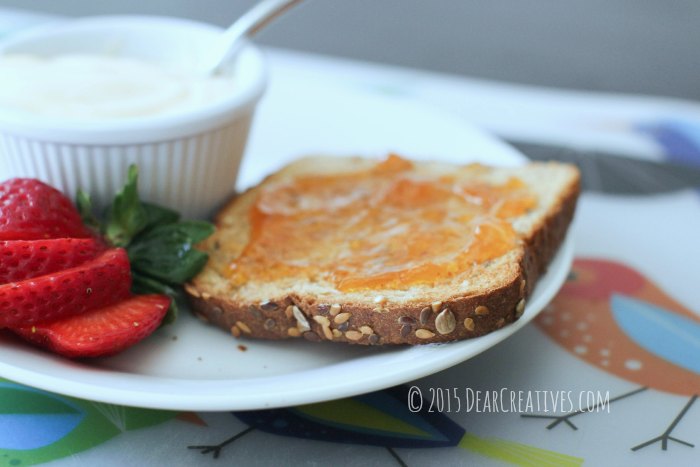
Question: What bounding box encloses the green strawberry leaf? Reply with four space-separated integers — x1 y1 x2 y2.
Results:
142 202 180 231
104 165 148 247
127 221 214 285
132 273 183 325
170 220 215 243
76 189 100 230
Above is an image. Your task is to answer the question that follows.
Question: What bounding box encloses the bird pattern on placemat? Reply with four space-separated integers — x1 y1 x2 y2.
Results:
529 258 700 451
0 380 181 466
189 385 583 467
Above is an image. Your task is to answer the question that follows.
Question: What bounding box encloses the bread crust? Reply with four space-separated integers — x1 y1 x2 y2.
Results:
187 161 580 345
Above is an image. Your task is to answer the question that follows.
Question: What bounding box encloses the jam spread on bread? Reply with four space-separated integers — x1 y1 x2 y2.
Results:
227 154 537 291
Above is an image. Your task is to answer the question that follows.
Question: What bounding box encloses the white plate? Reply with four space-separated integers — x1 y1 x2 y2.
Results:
0 77 573 411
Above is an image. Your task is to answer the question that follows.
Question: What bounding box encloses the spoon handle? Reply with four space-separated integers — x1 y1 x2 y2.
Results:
237 0 304 37
211 0 304 73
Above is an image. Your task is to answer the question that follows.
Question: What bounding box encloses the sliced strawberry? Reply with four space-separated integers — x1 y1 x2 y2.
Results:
0 178 93 240
0 248 131 328
15 294 170 358
0 238 105 284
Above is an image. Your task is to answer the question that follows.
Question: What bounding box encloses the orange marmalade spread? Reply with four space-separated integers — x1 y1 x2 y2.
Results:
228 155 537 292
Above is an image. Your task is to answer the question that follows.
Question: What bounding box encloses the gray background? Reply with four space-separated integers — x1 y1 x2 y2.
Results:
1 0 698 100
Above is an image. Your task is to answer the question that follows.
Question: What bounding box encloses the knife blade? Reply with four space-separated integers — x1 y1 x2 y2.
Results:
510 140 700 195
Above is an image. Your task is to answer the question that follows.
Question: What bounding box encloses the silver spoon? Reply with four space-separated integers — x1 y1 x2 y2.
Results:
203 0 304 75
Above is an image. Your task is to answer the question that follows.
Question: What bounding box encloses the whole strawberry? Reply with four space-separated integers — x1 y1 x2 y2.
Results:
0 178 93 240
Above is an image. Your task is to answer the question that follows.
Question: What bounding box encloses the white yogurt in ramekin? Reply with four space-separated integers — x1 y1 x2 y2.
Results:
0 16 267 219
0 54 238 120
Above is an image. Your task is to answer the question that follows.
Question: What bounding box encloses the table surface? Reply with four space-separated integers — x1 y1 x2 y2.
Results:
1 9 700 467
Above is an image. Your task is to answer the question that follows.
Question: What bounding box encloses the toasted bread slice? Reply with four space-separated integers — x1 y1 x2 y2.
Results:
187 155 580 344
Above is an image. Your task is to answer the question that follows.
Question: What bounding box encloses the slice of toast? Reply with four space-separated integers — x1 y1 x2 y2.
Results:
186 155 580 344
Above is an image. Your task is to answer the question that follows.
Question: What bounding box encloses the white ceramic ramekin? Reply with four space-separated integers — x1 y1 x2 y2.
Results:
0 16 267 219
